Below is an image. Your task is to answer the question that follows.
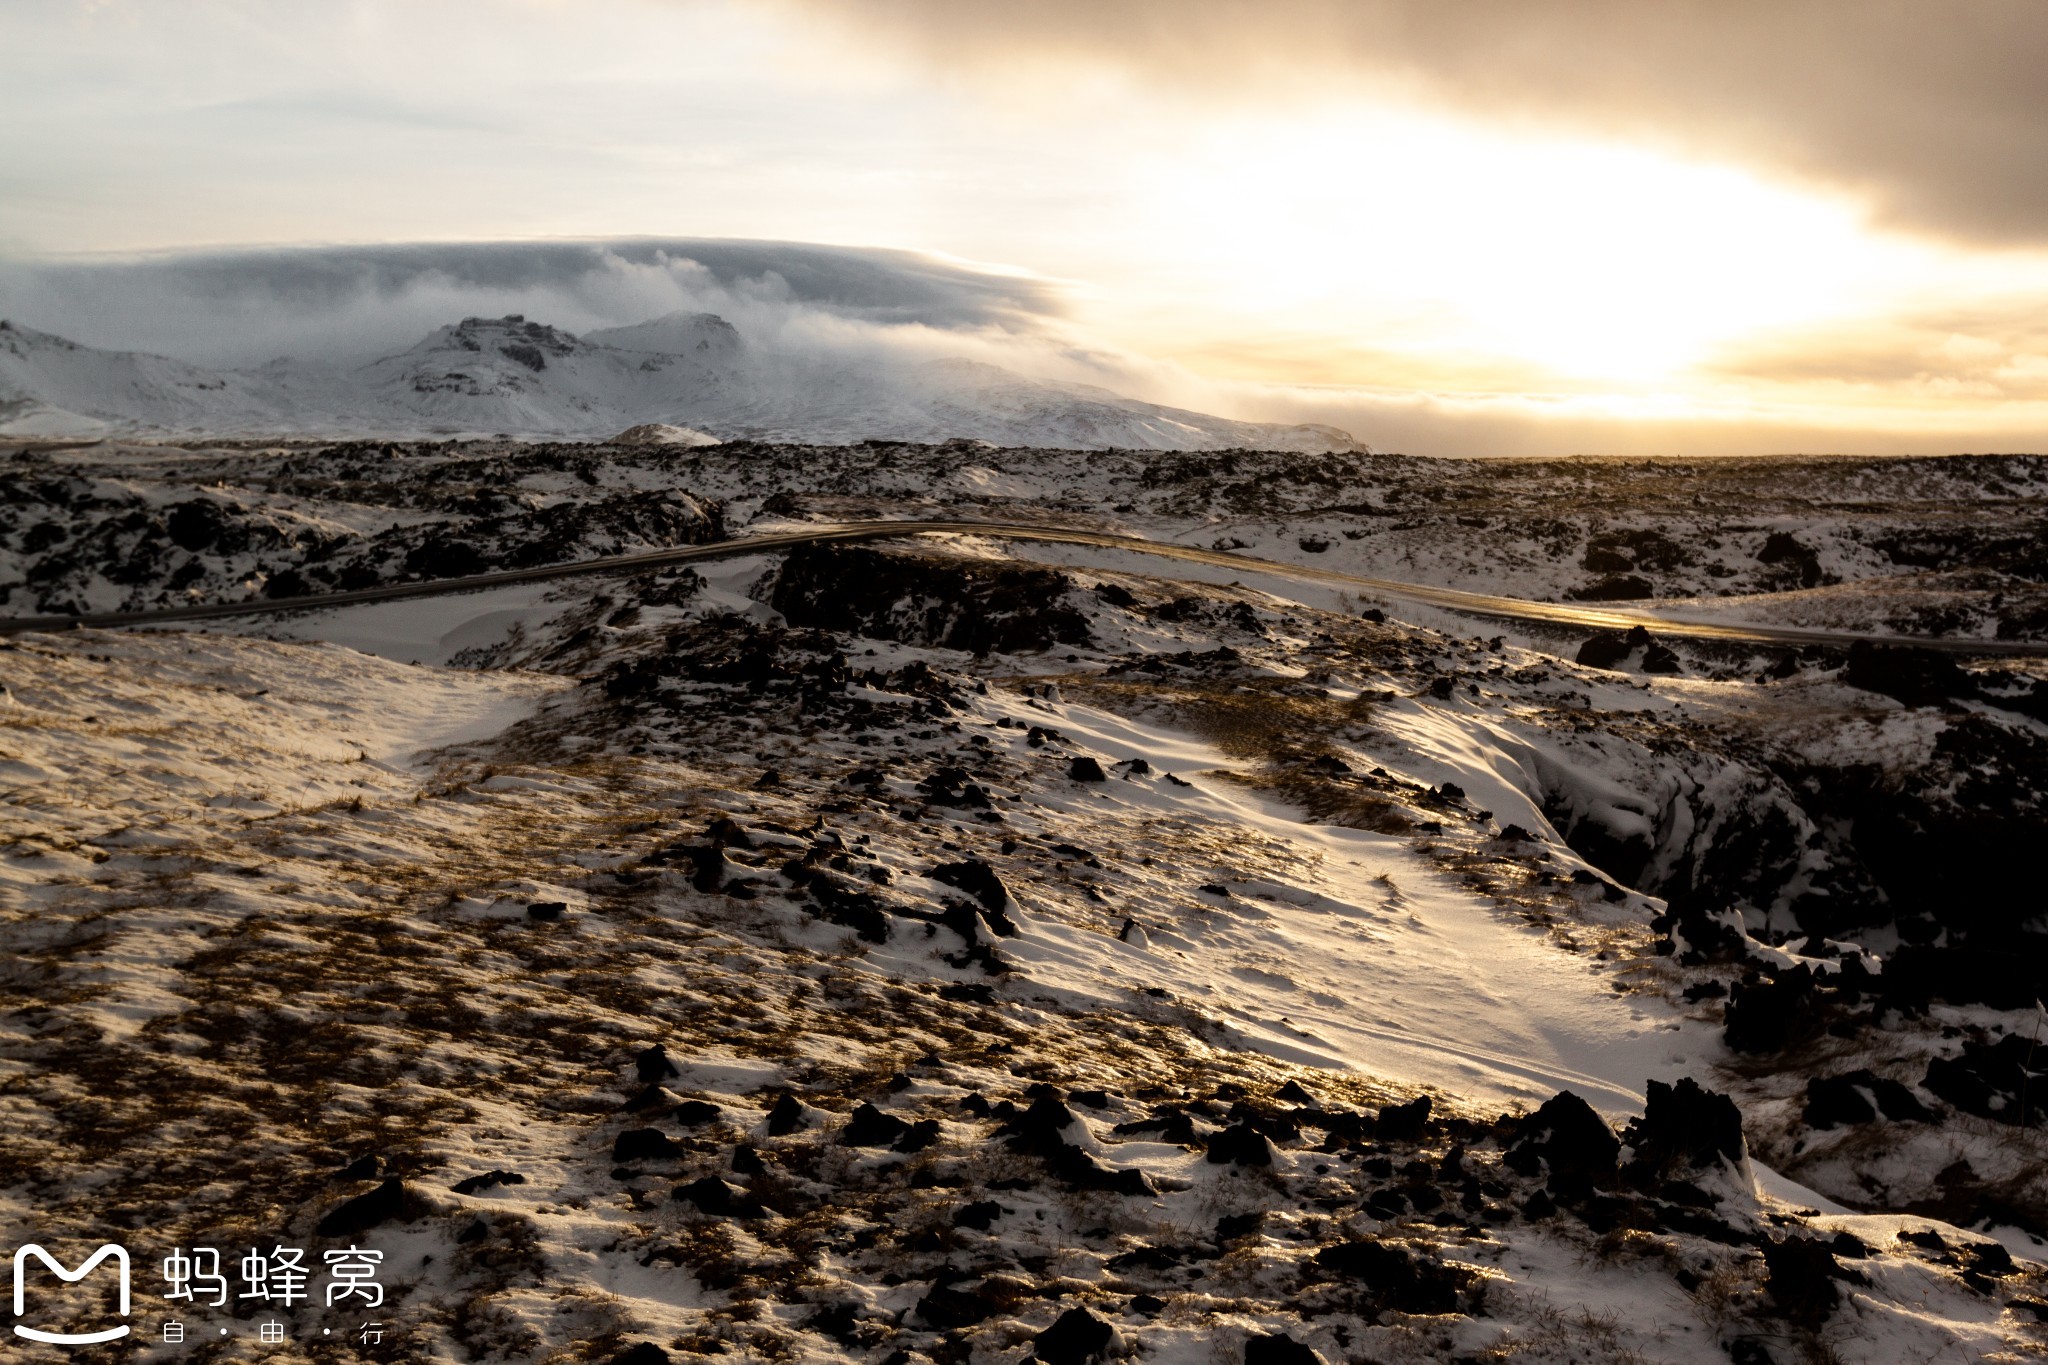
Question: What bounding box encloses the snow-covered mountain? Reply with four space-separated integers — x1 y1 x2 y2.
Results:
0 312 1365 452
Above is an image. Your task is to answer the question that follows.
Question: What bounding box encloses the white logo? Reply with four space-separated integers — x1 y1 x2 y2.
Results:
11 1244 131 1345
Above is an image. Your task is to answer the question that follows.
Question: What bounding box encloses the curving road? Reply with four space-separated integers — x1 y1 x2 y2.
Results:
3 518 2044 656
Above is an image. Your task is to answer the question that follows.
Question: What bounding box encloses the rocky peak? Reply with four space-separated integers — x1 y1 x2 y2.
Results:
440 315 583 372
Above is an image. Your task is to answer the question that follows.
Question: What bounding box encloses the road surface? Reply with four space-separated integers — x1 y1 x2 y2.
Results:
4 518 2043 655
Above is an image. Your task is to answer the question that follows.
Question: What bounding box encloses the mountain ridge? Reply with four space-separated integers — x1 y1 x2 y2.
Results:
0 313 1366 452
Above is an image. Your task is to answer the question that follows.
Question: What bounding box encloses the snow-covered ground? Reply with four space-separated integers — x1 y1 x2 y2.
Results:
0 314 1363 452
4 439 2047 1362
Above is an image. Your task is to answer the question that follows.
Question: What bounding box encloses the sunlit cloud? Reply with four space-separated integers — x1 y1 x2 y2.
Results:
2 0 2046 454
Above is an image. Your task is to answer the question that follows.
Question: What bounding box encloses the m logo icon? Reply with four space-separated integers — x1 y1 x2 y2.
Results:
11 1244 131 1345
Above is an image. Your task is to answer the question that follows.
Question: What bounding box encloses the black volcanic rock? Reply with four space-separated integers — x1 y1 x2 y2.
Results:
766 1093 807 1135
1503 1091 1618 1194
609 1344 672 1365
1205 1120 1275 1167
1375 1094 1432 1141
612 1128 682 1162
772 542 1091 655
1032 1307 1114 1364
928 858 1014 916
1842 641 1976 708
840 1102 911 1148
674 1176 766 1219
1803 1071 1935 1129
1763 1235 1861 1324
1244 1334 1325 1365
1313 1239 1469 1314
1723 970 1817 1054
1923 1034 2048 1125
1569 574 1655 602
953 1199 1003 1230
1621 1078 1745 1178
316 1177 425 1237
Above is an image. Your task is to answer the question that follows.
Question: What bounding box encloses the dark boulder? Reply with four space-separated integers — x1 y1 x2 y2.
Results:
1205 1121 1276 1168
316 1177 424 1237
333 1153 381 1181
1312 1239 1470 1314
1842 641 1976 708
1069 756 1108 783
1576 626 1645 669
893 1118 942 1153
1032 1307 1115 1364
1001 1095 1080 1154
1503 1091 1618 1195
1762 1236 1860 1325
1375 1094 1432 1141
805 873 892 943
1803 1071 1935 1129
1923 1035 2048 1125
672 1100 722 1126
765 1093 806 1135
997 1099 1155 1195
165 499 226 552
1621 1079 1745 1179
1217 1211 1265 1240
919 765 995 808
772 543 1092 655
1722 970 1816 1054
1569 574 1656 602
634 1043 681 1083
917 1283 999 1329
840 1103 911 1148
403 536 488 580
1275 1079 1318 1106
673 1176 766 1219
1878 942 2048 1012
1244 1334 1325 1365
953 1200 1003 1230
1758 531 1825 587
612 1128 682 1163
609 1344 672 1365
928 859 1015 920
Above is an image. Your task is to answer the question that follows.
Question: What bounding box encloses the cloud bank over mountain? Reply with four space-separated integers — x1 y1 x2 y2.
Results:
0 238 1072 371
5 237 2040 457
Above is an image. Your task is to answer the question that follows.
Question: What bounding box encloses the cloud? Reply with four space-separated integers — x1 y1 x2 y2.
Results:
1700 303 2048 402
3 235 2041 457
0 238 1072 368
765 0 2048 248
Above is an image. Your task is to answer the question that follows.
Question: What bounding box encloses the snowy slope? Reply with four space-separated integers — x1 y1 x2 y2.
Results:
0 313 1367 452
0 319 288 436
8 439 2048 1361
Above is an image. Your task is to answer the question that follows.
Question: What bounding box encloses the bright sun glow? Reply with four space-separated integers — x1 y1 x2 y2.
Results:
1139 111 1908 384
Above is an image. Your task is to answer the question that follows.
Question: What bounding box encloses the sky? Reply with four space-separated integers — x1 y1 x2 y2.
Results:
3 0 2047 456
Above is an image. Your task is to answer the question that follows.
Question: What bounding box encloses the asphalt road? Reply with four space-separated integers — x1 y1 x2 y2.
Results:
4 518 2044 656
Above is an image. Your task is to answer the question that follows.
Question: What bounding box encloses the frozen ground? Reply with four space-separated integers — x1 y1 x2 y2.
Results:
3 439 2047 1363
